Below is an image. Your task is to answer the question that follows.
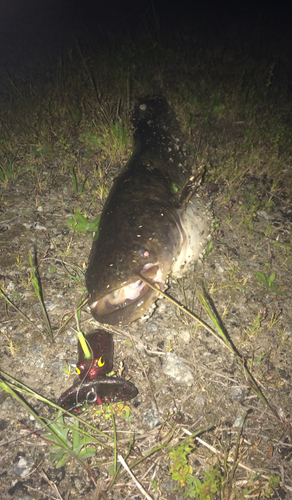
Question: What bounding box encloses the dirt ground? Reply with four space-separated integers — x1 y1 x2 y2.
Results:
0 143 292 499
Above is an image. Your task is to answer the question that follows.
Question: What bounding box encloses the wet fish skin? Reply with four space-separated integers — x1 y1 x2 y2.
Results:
86 96 210 325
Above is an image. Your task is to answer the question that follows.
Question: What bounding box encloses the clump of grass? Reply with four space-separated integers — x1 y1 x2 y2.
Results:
70 166 87 195
0 158 19 185
1 20 291 197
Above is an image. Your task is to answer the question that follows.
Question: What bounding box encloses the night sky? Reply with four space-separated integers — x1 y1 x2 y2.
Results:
0 0 291 85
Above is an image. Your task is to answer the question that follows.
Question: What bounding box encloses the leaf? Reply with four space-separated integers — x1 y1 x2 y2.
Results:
56 452 71 469
256 272 268 285
67 218 76 230
268 475 280 489
50 449 66 464
204 241 213 259
78 447 96 460
72 420 80 450
67 212 100 234
108 465 115 475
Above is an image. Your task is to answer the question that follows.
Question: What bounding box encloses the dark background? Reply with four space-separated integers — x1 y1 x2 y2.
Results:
0 0 291 83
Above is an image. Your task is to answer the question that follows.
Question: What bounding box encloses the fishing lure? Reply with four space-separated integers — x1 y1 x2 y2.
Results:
58 330 138 414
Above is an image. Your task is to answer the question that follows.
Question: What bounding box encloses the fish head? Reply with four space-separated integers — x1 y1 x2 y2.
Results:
86 207 181 325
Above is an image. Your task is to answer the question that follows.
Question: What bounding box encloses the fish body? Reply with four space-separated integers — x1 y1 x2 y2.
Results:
86 96 211 325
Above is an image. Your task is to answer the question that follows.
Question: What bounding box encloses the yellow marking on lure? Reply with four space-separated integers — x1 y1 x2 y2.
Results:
77 331 91 359
76 366 81 375
98 357 105 367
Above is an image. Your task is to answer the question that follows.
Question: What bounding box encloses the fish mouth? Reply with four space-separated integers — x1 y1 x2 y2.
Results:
89 264 165 324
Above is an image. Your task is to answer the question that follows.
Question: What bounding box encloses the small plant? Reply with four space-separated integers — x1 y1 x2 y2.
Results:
212 91 226 116
235 474 280 499
253 351 267 365
4 334 19 356
269 311 281 329
62 362 72 378
115 403 134 423
203 241 213 259
169 440 221 499
256 272 285 295
245 312 262 339
42 411 96 468
12 289 22 300
265 475 280 497
226 214 232 226
95 164 109 200
0 159 19 184
15 254 23 270
169 441 194 487
70 166 87 195
186 465 221 499
67 209 100 234
79 99 131 162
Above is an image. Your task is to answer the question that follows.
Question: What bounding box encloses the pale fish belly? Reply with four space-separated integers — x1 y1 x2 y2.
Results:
170 194 213 278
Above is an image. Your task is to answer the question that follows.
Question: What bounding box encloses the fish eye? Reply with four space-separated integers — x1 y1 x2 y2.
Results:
140 248 150 258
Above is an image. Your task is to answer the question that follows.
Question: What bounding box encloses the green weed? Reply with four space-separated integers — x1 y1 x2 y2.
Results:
0 371 114 486
67 209 100 234
269 311 281 329
239 186 275 230
253 351 267 366
169 441 195 487
94 163 109 200
62 362 72 379
42 410 96 468
79 99 131 162
186 466 221 499
245 312 263 339
197 289 281 418
0 159 18 184
70 166 87 195
115 402 134 423
256 271 285 295
168 439 221 498
203 241 213 259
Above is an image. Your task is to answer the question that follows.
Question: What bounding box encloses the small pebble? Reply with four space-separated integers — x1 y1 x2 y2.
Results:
142 406 162 429
162 352 194 385
9 457 34 478
229 387 245 402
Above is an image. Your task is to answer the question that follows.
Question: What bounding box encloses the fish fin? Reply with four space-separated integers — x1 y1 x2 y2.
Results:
179 165 205 209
